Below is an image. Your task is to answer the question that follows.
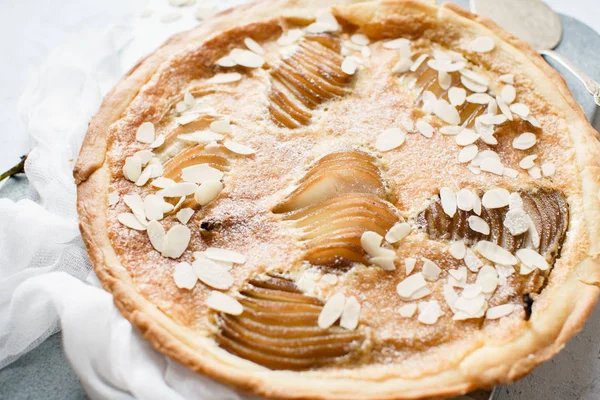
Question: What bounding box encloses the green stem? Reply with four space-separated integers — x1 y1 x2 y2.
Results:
0 155 27 182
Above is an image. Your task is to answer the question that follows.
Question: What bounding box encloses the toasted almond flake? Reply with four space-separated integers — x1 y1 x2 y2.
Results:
383 38 411 50
399 304 418 318
123 156 142 182
318 293 346 328
173 262 197 290
135 165 152 187
524 115 541 128
449 267 468 288
134 150 153 165
392 57 413 74
464 248 483 272
161 12 182 23
486 304 515 319
340 296 361 330
440 126 463 136
460 69 489 86
510 103 530 118
542 162 556 177
456 189 475 211
181 164 223 184
503 168 519 179
209 118 232 134
516 248 549 271
396 272 429 300
471 149 499 167
468 215 490 235
475 240 518 266
467 93 492 104
449 240 466 259
306 21 338 33
519 154 538 169
371 256 396 271
243 37 264 55
206 291 243 315
410 54 429 72
476 265 499 294
434 99 460 125
512 132 537 150
455 129 479 146
501 85 516 104
480 157 504 175
375 128 406 152
469 36 495 53
118 213 147 231
487 98 498 115
204 247 246 264
208 73 242 84
416 119 434 138
458 145 479 163
421 91 437 114
448 87 466 107
161 225 191 259
223 140 255 155
418 300 443 325
176 208 194 224
152 177 176 189
404 257 417 275
440 187 457 218
482 188 510 209
385 222 411 243
360 231 384 257
321 273 338 285
123 193 146 220
192 257 234 290
422 258 441 281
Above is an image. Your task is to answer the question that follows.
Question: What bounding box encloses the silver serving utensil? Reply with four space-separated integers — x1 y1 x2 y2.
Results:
471 0 600 106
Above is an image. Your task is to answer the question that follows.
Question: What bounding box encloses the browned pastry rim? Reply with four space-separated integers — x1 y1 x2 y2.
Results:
75 1 600 399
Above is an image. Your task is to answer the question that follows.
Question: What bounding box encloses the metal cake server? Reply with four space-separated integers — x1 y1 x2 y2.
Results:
471 0 600 106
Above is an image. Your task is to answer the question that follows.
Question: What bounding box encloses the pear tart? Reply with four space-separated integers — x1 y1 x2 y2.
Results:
75 0 600 399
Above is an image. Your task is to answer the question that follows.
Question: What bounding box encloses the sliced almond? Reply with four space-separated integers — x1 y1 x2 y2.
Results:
510 103 530 118
360 231 383 257
512 132 537 150
398 304 418 318
318 293 346 329
208 73 242 84
244 37 264 55
449 240 466 259
277 29 304 46
118 213 147 231
161 225 191 259
501 85 516 104
422 258 441 282
519 155 538 170
192 256 234 290
541 162 556 177
392 57 413 74
231 49 264 68
350 33 370 46
181 164 224 184
480 157 504 175
528 166 542 179
123 156 142 183
410 54 429 72
147 220 166 252
136 122 155 144
404 257 417 275
375 128 406 152
475 240 518 265
209 118 232 134
455 129 479 146
176 208 194 224
467 93 492 104
486 304 515 319
468 215 490 235
460 75 487 93
458 145 479 163
516 248 549 271
499 74 514 84
203 247 246 264
385 222 411 243
418 300 443 325
173 262 197 290
416 119 434 138
340 296 361 330
341 57 359 75
448 87 467 107
144 194 167 221
434 99 460 125
439 187 457 218
370 256 396 271
397 272 429 300
464 248 483 272
160 182 198 197
383 38 411 50
206 291 243 315
482 188 510 209
469 36 495 53
456 189 475 211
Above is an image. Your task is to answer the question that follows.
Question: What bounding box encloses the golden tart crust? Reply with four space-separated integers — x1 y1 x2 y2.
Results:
75 0 600 398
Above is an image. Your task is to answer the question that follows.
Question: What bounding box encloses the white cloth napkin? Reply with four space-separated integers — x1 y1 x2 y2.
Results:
0 1 256 398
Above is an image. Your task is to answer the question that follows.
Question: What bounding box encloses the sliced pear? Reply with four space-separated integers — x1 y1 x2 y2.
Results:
213 275 364 370
304 242 368 267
